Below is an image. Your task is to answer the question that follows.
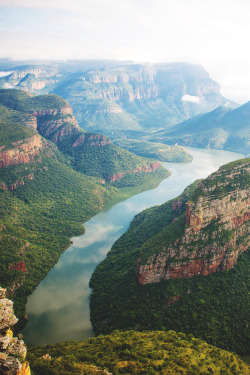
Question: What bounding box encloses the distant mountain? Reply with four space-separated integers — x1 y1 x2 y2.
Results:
90 158 250 354
0 61 236 138
147 103 250 154
0 89 169 186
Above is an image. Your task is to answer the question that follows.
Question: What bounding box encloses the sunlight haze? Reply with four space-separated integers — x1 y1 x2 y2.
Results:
0 0 250 102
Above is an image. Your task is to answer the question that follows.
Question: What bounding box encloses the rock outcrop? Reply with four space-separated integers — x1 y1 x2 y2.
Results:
34 105 79 141
108 162 161 183
0 288 30 375
0 135 44 169
137 160 250 284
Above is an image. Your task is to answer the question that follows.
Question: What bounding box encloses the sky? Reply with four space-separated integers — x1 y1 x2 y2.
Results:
0 0 250 103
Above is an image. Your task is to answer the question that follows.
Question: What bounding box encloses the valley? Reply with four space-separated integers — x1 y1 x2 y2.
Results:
90 156 249 355
0 60 249 374
0 89 170 330
20 148 244 347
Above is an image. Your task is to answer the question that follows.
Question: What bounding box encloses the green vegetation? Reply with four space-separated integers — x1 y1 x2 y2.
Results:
0 89 171 187
0 89 171 329
113 139 193 162
90 159 250 354
0 104 36 148
0 89 67 111
146 105 250 154
59 133 170 186
0 148 116 329
27 330 249 375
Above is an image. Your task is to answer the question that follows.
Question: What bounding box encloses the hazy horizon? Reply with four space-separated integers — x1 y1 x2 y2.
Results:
0 0 250 103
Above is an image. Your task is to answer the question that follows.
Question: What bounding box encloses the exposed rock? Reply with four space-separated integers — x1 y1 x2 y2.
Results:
0 135 44 169
0 298 18 330
0 356 22 375
138 161 250 284
108 162 162 183
8 261 27 273
172 200 182 210
0 287 30 375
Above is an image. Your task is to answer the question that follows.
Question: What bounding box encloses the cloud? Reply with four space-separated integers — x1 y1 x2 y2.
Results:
181 95 200 103
1 0 250 101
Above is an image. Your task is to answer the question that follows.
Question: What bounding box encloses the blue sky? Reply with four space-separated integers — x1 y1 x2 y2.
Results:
0 0 250 103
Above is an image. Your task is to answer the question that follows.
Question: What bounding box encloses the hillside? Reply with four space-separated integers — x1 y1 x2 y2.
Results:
0 90 170 329
1 290 248 375
0 89 170 186
146 104 250 154
0 138 115 329
0 61 235 138
113 139 193 162
90 158 250 354
27 330 250 375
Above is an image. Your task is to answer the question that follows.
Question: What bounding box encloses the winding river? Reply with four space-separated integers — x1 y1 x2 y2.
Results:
22 147 244 346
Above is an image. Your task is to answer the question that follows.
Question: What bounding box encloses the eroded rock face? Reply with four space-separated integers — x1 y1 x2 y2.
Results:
0 135 44 169
34 105 79 142
0 294 18 330
138 161 250 284
0 288 30 375
108 162 162 183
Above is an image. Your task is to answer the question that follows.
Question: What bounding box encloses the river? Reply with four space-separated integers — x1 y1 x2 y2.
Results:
22 147 244 345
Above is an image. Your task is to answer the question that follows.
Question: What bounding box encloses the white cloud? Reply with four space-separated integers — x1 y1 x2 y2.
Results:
181 95 200 103
0 0 250 102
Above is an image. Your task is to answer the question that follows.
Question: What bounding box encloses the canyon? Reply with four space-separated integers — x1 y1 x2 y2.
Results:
138 161 250 284
0 61 235 138
89 156 249 354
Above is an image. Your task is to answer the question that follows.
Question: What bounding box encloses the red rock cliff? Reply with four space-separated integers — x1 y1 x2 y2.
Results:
0 135 44 168
137 161 250 284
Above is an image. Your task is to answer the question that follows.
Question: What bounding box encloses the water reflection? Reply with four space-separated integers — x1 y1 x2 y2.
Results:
22 148 244 345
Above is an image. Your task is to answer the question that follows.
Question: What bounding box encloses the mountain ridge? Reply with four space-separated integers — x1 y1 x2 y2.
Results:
146 102 250 153
90 158 250 354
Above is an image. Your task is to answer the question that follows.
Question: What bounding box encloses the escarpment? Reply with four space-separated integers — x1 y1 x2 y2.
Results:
33 105 79 141
0 135 45 169
137 159 250 284
0 287 30 375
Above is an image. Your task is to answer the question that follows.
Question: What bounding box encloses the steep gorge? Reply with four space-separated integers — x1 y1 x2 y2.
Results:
90 158 250 354
138 161 250 283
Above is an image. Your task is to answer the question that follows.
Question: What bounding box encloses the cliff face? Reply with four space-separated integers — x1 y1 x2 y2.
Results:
0 135 44 169
0 61 233 136
0 288 30 375
0 67 60 94
33 105 80 143
138 160 250 284
108 162 161 183
85 64 220 104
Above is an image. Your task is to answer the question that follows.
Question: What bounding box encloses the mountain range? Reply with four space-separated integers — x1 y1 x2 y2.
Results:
0 60 236 139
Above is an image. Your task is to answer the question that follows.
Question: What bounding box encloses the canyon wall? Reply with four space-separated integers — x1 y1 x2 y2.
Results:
137 160 250 284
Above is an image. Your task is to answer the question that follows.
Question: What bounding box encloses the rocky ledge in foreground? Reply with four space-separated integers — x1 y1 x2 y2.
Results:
0 287 30 375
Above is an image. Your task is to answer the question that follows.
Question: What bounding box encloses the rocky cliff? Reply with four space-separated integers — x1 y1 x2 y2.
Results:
0 135 45 169
137 160 250 284
0 287 30 375
89 158 250 354
0 67 60 94
1 61 235 137
0 89 169 188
